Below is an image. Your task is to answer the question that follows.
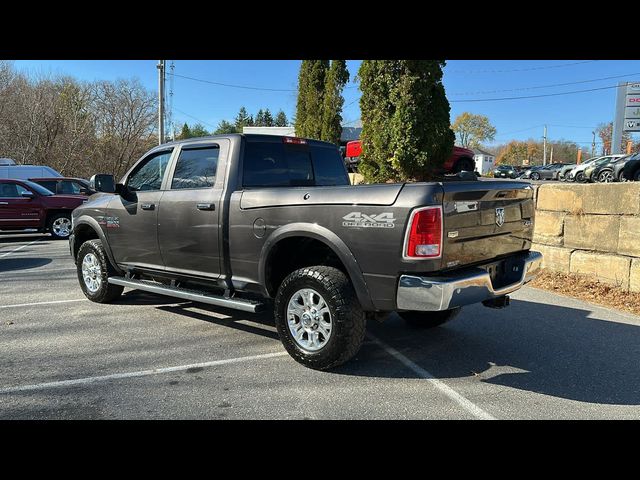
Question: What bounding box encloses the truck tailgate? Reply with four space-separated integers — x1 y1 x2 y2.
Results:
440 180 535 269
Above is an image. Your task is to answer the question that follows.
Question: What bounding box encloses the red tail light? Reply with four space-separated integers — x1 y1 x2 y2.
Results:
404 206 442 258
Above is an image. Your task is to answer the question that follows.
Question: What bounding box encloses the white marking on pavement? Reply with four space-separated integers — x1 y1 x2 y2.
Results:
0 239 42 259
0 351 289 394
368 333 496 420
0 299 87 309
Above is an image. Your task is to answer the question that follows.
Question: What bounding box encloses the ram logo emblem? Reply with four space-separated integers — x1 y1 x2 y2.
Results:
495 208 505 227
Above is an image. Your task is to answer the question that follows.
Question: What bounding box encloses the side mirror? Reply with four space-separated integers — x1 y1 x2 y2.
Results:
90 174 116 193
21 191 34 198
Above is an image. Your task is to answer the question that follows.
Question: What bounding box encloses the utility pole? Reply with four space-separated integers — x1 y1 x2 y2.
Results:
157 60 165 145
591 131 596 157
542 125 547 165
550 146 554 164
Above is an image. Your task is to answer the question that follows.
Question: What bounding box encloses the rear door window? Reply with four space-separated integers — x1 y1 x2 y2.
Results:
171 146 219 190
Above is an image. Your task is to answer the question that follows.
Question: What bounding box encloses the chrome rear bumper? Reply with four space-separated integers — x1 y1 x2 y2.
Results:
396 251 542 311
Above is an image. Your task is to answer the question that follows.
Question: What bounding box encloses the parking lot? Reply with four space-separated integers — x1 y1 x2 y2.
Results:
2 233 640 420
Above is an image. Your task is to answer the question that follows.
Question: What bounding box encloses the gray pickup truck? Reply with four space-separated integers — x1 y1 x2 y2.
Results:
69 134 542 370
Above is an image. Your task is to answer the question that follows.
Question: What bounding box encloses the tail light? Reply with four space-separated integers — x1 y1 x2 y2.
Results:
404 206 442 259
283 137 307 145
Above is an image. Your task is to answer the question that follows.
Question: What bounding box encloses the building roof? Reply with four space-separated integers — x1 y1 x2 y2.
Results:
472 148 495 157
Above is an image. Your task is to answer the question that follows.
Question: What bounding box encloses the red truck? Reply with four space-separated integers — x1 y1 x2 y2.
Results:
0 179 86 239
345 140 476 174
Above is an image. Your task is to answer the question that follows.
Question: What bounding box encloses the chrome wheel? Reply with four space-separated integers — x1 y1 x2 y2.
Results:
52 217 71 237
287 288 332 352
81 253 102 293
599 170 613 183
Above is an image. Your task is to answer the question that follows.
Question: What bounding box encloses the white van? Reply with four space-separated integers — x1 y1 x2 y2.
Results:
0 164 62 179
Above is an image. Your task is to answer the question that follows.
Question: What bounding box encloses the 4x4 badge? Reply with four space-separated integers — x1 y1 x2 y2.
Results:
495 208 505 227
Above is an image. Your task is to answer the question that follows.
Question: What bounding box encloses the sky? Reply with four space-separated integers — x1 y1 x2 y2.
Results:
12 59 640 149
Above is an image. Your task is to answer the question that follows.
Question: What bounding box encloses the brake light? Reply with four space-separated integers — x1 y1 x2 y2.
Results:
405 206 442 258
283 137 307 145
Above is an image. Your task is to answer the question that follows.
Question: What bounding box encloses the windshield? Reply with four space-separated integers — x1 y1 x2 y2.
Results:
21 180 54 196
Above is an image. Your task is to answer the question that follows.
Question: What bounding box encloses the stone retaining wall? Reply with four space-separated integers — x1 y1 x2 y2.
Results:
532 183 640 292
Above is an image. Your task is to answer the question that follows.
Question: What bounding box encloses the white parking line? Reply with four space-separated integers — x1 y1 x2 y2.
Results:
0 239 42 259
0 299 87 309
0 351 289 395
367 333 496 420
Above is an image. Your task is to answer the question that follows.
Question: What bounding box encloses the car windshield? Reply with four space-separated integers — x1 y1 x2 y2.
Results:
21 180 54 195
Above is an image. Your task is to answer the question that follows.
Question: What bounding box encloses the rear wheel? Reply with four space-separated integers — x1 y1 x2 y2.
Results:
48 213 72 239
76 239 123 303
530 172 540 180
398 308 461 328
274 266 366 370
575 171 586 183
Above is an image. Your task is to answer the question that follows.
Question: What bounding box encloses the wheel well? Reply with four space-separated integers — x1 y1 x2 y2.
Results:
265 237 348 297
72 224 99 260
453 156 475 173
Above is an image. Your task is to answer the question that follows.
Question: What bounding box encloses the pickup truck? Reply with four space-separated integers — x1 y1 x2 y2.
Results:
69 134 542 370
0 178 85 239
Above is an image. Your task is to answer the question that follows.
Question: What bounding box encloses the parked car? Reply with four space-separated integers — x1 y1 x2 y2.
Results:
591 154 635 183
30 177 96 196
0 179 85 239
520 165 548 180
622 153 640 181
558 163 577 181
493 165 518 178
583 156 625 183
345 140 477 174
567 154 625 182
0 164 61 179
69 133 541 370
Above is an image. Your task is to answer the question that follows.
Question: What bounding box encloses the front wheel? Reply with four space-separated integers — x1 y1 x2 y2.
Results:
398 308 461 328
274 266 366 370
76 239 124 303
530 172 540 180
575 171 586 183
598 169 614 183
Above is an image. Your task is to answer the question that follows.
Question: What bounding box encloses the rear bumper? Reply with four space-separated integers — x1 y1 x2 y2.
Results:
396 251 542 311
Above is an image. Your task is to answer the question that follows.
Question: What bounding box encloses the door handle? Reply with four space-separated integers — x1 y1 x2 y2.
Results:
196 203 215 211
140 203 155 211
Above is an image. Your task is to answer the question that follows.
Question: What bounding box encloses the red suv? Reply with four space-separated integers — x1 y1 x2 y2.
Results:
0 179 86 239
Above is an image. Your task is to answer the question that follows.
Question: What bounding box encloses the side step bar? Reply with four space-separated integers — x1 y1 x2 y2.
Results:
108 277 264 313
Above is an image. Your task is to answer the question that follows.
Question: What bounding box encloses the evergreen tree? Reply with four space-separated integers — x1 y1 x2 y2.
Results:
214 120 238 134
275 110 288 127
190 123 210 137
263 108 274 127
255 109 265 127
234 106 253 131
358 60 454 183
179 122 191 139
295 60 329 139
321 60 349 145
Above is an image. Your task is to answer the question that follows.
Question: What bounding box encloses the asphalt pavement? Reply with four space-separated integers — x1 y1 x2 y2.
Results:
1 233 639 420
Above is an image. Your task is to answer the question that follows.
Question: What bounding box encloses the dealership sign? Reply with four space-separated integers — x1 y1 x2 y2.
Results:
624 84 640 132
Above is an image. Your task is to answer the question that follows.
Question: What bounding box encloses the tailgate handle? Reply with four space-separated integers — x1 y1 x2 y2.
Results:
140 203 155 211
197 203 215 211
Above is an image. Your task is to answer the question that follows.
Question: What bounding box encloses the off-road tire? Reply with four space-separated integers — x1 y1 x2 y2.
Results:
274 266 366 370
76 239 123 303
398 308 461 328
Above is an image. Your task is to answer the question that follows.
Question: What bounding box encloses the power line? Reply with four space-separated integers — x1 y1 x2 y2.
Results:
173 107 217 129
169 72 295 92
449 84 619 103
495 124 545 137
450 71 640 96
446 60 598 74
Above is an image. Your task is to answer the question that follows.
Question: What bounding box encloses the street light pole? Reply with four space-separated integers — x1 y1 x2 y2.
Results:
157 60 165 145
